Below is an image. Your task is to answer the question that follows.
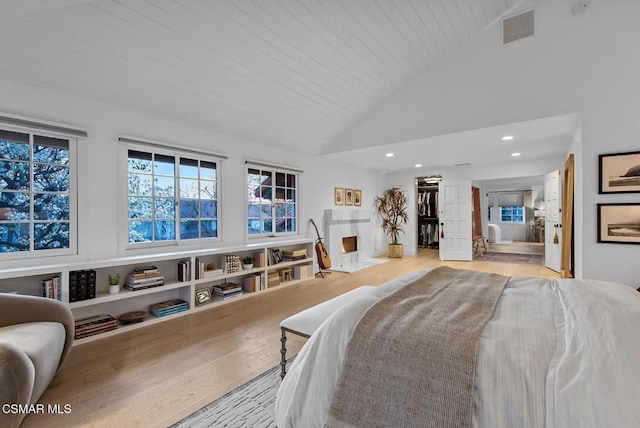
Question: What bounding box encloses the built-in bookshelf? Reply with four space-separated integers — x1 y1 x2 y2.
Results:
0 238 314 345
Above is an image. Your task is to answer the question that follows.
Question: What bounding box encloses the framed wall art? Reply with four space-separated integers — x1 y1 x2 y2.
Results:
354 189 362 206
599 150 640 193
597 203 640 244
334 187 344 205
345 188 354 206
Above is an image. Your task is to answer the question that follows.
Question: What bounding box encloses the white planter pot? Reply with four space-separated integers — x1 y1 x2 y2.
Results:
109 285 120 294
243 264 254 270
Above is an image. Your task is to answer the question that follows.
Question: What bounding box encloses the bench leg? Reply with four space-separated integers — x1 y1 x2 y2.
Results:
280 328 287 379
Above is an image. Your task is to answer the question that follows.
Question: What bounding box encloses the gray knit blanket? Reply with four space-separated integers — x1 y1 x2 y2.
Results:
326 266 509 428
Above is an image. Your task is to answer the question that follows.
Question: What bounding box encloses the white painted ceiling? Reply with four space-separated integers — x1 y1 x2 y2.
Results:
324 113 580 172
0 0 531 163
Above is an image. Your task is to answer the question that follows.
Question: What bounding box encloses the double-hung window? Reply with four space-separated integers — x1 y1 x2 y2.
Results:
0 128 76 257
247 166 298 237
127 146 220 247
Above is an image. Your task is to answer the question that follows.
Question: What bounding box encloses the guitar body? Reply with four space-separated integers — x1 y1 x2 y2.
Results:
310 219 332 269
315 240 332 269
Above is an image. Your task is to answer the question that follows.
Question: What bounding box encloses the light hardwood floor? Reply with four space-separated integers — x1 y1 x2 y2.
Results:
24 249 558 428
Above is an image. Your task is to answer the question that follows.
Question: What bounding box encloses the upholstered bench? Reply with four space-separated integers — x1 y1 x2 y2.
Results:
280 285 375 378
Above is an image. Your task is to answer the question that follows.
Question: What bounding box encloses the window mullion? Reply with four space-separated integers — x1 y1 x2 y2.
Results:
29 135 35 253
175 157 180 241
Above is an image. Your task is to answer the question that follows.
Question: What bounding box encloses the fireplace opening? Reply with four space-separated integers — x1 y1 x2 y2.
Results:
342 236 358 254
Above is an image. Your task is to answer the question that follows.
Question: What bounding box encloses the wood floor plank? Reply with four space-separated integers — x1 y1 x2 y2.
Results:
22 250 558 427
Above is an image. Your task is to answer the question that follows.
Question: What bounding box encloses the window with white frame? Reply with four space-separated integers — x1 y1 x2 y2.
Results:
247 166 298 237
500 206 525 223
127 147 219 246
0 129 76 257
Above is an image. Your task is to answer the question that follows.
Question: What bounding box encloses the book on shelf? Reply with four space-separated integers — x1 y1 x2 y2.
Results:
178 259 191 282
212 283 242 295
281 249 308 260
126 274 163 284
242 274 261 293
268 248 283 265
268 270 280 287
218 290 243 300
74 314 118 339
149 299 189 317
123 280 164 291
130 265 160 275
253 251 265 267
203 268 223 277
126 266 164 289
194 259 223 279
41 275 62 301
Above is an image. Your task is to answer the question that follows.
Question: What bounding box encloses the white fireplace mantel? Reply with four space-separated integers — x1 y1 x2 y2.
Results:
323 209 386 273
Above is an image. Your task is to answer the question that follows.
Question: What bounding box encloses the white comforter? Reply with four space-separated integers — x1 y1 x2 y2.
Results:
275 269 640 427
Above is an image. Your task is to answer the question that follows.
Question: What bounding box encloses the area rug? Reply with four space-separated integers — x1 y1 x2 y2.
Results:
481 252 543 265
488 241 544 255
170 363 282 428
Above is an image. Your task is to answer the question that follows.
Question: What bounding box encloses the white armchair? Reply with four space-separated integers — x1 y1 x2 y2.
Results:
0 294 74 428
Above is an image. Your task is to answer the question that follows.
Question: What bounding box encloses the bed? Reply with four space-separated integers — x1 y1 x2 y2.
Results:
487 223 511 245
275 267 640 427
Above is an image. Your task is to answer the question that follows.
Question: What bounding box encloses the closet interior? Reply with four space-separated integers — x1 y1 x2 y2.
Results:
416 176 441 249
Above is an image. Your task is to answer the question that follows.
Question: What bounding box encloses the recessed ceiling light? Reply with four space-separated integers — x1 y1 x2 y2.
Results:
502 135 514 141
385 153 394 157
415 163 422 168
511 152 521 157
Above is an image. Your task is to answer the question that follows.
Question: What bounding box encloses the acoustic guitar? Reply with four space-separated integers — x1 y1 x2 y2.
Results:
310 219 331 269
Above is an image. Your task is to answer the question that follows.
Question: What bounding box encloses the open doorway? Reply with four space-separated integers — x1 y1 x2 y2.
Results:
477 176 545 264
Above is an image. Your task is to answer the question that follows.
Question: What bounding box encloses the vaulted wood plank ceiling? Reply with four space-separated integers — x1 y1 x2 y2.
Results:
0 0 523 155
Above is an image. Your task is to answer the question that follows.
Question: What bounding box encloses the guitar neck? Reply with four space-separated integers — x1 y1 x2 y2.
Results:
310 219 322 240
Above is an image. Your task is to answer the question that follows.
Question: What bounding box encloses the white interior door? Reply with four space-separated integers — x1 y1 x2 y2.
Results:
439 180 472 261
544 170 561 272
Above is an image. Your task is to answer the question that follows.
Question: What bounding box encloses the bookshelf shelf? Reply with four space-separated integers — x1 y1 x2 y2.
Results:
69 281 190 309
0 239 314 345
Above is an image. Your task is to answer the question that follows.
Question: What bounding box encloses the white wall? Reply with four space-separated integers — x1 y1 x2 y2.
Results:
0 78 381 271
343 0 640 286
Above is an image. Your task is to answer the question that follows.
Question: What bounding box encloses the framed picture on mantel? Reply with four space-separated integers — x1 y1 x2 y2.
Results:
599 151 640 193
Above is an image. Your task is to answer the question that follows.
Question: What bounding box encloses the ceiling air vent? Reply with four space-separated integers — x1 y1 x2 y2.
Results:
502 10 534 44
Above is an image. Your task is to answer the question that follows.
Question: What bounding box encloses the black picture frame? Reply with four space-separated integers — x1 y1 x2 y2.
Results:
195 288 212 306
597 203 640 244
599 150 640 193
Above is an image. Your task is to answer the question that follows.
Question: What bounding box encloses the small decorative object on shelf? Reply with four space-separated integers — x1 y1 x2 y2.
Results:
107 273 121 294
117 311 146 325
125 266 164 291
195 288 213 306
225 255 241 273
241 256 253 270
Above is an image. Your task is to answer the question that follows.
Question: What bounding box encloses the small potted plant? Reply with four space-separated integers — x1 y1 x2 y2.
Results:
241 256 254 270
108 273 121 294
